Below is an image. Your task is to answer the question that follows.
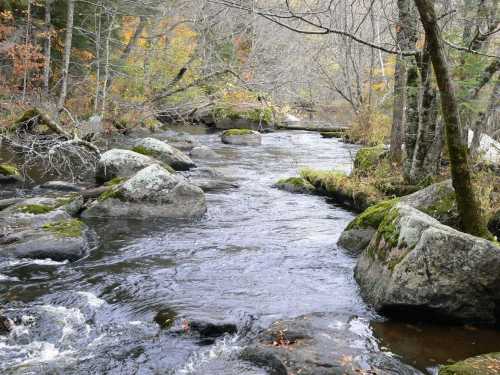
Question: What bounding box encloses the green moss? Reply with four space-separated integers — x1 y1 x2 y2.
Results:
98 187 125 202
0 163 20 176
42 219 84 238
223 129 254 136
422 191 456 218
346 198 399 230
18 204 54 215
353 146 385 175
439 352 500 375
132 145 157 157
104 177 126 186
275 177 314 192
378 207 400 248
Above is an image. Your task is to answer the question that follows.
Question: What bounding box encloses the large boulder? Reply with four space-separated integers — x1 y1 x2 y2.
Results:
96 149 157 183
0 195 91 261
221 129 262 146
355 203 500 324
241 313 422 375
132 138 196 171
82 164 206 219
439 352 500 375
338 180 458 255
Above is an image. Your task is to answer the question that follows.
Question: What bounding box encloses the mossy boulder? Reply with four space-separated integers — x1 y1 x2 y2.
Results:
132 138 196 171
274 177 314 194
355 203 500 324
96 149 158 183
439 352 500 375
0 163 23 183
0 196 91 261
221 129 262 146
338 199 399 255
320 131 344 139
353 145 386 176
83 164 206 219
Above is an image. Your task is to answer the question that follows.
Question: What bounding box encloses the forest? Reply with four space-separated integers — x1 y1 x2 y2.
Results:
0 0 499 374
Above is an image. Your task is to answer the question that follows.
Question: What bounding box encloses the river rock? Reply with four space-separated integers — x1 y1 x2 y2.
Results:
133 138 196 171
0 315 13 334
241 312 422 375
162 133 201 152
338 181 458 255
40 180 83 192
273 177 314 194
96 149 158 183
82 164 206 219
0 195 91 261
190 145 218 160
221 129 262 146
355 203 500 324
439 352 500 375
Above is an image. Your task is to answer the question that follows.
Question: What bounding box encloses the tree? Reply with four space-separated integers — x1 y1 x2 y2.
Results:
414 0 490 237
57 0 75 110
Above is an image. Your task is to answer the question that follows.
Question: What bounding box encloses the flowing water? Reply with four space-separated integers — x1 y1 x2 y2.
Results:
1 129 499 374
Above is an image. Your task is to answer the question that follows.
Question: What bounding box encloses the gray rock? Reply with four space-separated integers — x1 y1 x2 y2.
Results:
162 133 201 152
133 138 196 171
355 203 500 324
190 145 218 160
0 195 91 261
338 228 376 256
96 149 157 183
40 181 83 192
241 313 422 375
221 130 262 146
82 164 206 219
190 179 239 192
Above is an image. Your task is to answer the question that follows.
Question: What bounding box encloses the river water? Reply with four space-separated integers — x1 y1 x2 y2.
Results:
1 129 499 374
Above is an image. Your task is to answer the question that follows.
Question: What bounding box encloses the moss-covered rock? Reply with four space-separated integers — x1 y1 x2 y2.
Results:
42 219 85 238
439 352 500 375
132 138 195 171
355 203 500 324
213 106 273 130
320 131 344 139
221 129 262 146
353 145 386 176
346 199 399 231
274 177 314 194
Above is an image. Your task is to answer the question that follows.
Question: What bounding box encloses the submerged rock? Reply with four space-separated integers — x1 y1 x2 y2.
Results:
0 195 91 261
355 203 500 324
188 320 238 338
0 315 13 334
273 177 314 194
241 313 422 375
190 145 218 160
96 149 157 183
133 137 196 171
221 129 262 146
439 352 500 375
83 164 206 219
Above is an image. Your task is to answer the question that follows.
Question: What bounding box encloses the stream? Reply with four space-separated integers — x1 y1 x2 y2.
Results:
1 129 499 374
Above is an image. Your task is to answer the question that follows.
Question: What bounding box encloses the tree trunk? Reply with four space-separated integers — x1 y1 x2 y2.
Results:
403 63 420 180
43 0 52 96
414 0 490 237
409 43 441 183
57 0 75 110
390 0 418 162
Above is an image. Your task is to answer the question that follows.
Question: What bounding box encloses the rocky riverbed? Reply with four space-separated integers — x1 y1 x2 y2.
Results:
0 127 499 374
